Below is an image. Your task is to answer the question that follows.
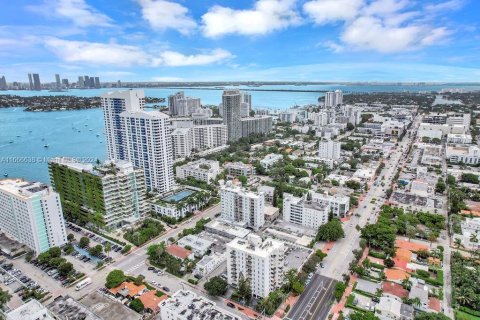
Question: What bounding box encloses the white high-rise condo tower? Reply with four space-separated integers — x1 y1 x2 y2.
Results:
102 90 174 193
220 181 265 230
318 138 341 160
227 234 284 298
0 179 68 254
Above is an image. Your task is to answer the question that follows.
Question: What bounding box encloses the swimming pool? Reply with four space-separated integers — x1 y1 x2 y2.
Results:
162 189 196 203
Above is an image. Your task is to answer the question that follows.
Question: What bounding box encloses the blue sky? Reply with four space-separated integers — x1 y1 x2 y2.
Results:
1 0 479 82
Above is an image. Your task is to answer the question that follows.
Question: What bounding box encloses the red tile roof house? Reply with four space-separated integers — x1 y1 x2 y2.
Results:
166 244 194 260
383 281 409 299
139 290 168 313
108 282 147 299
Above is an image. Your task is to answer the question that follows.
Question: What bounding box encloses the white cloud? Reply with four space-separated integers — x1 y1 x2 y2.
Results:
44 38 232 67
44 38 150 66
425 0 465 12
153 49 233 66
342 16 423 53
27 0 113 27
322 40 345 53
363 0 409 16
304 0 454 53
137 0 196 35
303 0 364 25
202 0 301 38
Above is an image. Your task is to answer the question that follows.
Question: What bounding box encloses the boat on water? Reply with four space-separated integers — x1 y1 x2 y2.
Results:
44 144 49 148
9 141 13 144
3 173 7 177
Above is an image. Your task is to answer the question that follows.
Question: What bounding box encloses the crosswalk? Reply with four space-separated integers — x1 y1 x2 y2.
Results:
124 262 144 274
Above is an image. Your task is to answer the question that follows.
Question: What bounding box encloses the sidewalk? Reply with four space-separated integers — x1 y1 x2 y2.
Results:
329 248 369 320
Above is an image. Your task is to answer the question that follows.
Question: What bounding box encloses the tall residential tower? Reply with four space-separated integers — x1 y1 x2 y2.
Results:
102 90 174 193
222 90 242 141
0 179 67 254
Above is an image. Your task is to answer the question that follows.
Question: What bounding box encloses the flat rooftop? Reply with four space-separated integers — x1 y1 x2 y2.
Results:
161 290 239 320
79 291 141 320
47 295 102 320
6 299 54 320
205 220 251 239
0 179 50 199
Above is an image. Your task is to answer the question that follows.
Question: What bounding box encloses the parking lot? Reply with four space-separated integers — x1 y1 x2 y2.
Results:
0 259 51 307
66 223 125 261
285 245 312 271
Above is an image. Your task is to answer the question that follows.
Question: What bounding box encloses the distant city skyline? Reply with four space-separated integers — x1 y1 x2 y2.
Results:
1 0 479 82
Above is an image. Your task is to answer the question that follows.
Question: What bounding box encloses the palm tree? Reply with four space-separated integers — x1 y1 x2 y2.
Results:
469 233 478 249
133 231 141 245
406 225 416 242
455 287 473 306
104 242 112 258
454 238 464 249
401 278 412 290
427 232 438 247
411 297 422 308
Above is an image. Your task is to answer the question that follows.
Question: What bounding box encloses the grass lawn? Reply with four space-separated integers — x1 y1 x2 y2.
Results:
456 310 480 320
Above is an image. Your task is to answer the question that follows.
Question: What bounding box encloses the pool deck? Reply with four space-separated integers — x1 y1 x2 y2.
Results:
161 189 197 203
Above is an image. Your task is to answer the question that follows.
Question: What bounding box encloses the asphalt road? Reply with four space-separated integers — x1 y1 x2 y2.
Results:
286 274 336 320
319 117 421 281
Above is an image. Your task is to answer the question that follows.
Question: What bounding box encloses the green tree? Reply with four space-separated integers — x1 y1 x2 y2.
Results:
334 282 347 301
67 233 75 242
204 276 228 296
435 179 446 194
427 232 438 247
37 252 51 264
446 174 456 186
414 313 450 320
58 262 74 276
50 257 66 267
406 225 417 241
346 123 355 131
121 244 132 254
461 173 479 184
350 311 379 320
232 275 252 304
129 298 144 313
454 238 464 249
0 288 12 310
88 244 103 257
316 219 345 242
384 258 395 268
105 269 126 289
79 236 90 248
345 180 361 190
48 246 62 258
104 242 112 258
238 175 248 186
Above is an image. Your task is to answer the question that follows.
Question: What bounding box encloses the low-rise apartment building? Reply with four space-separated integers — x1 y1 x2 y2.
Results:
176 159 220 183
